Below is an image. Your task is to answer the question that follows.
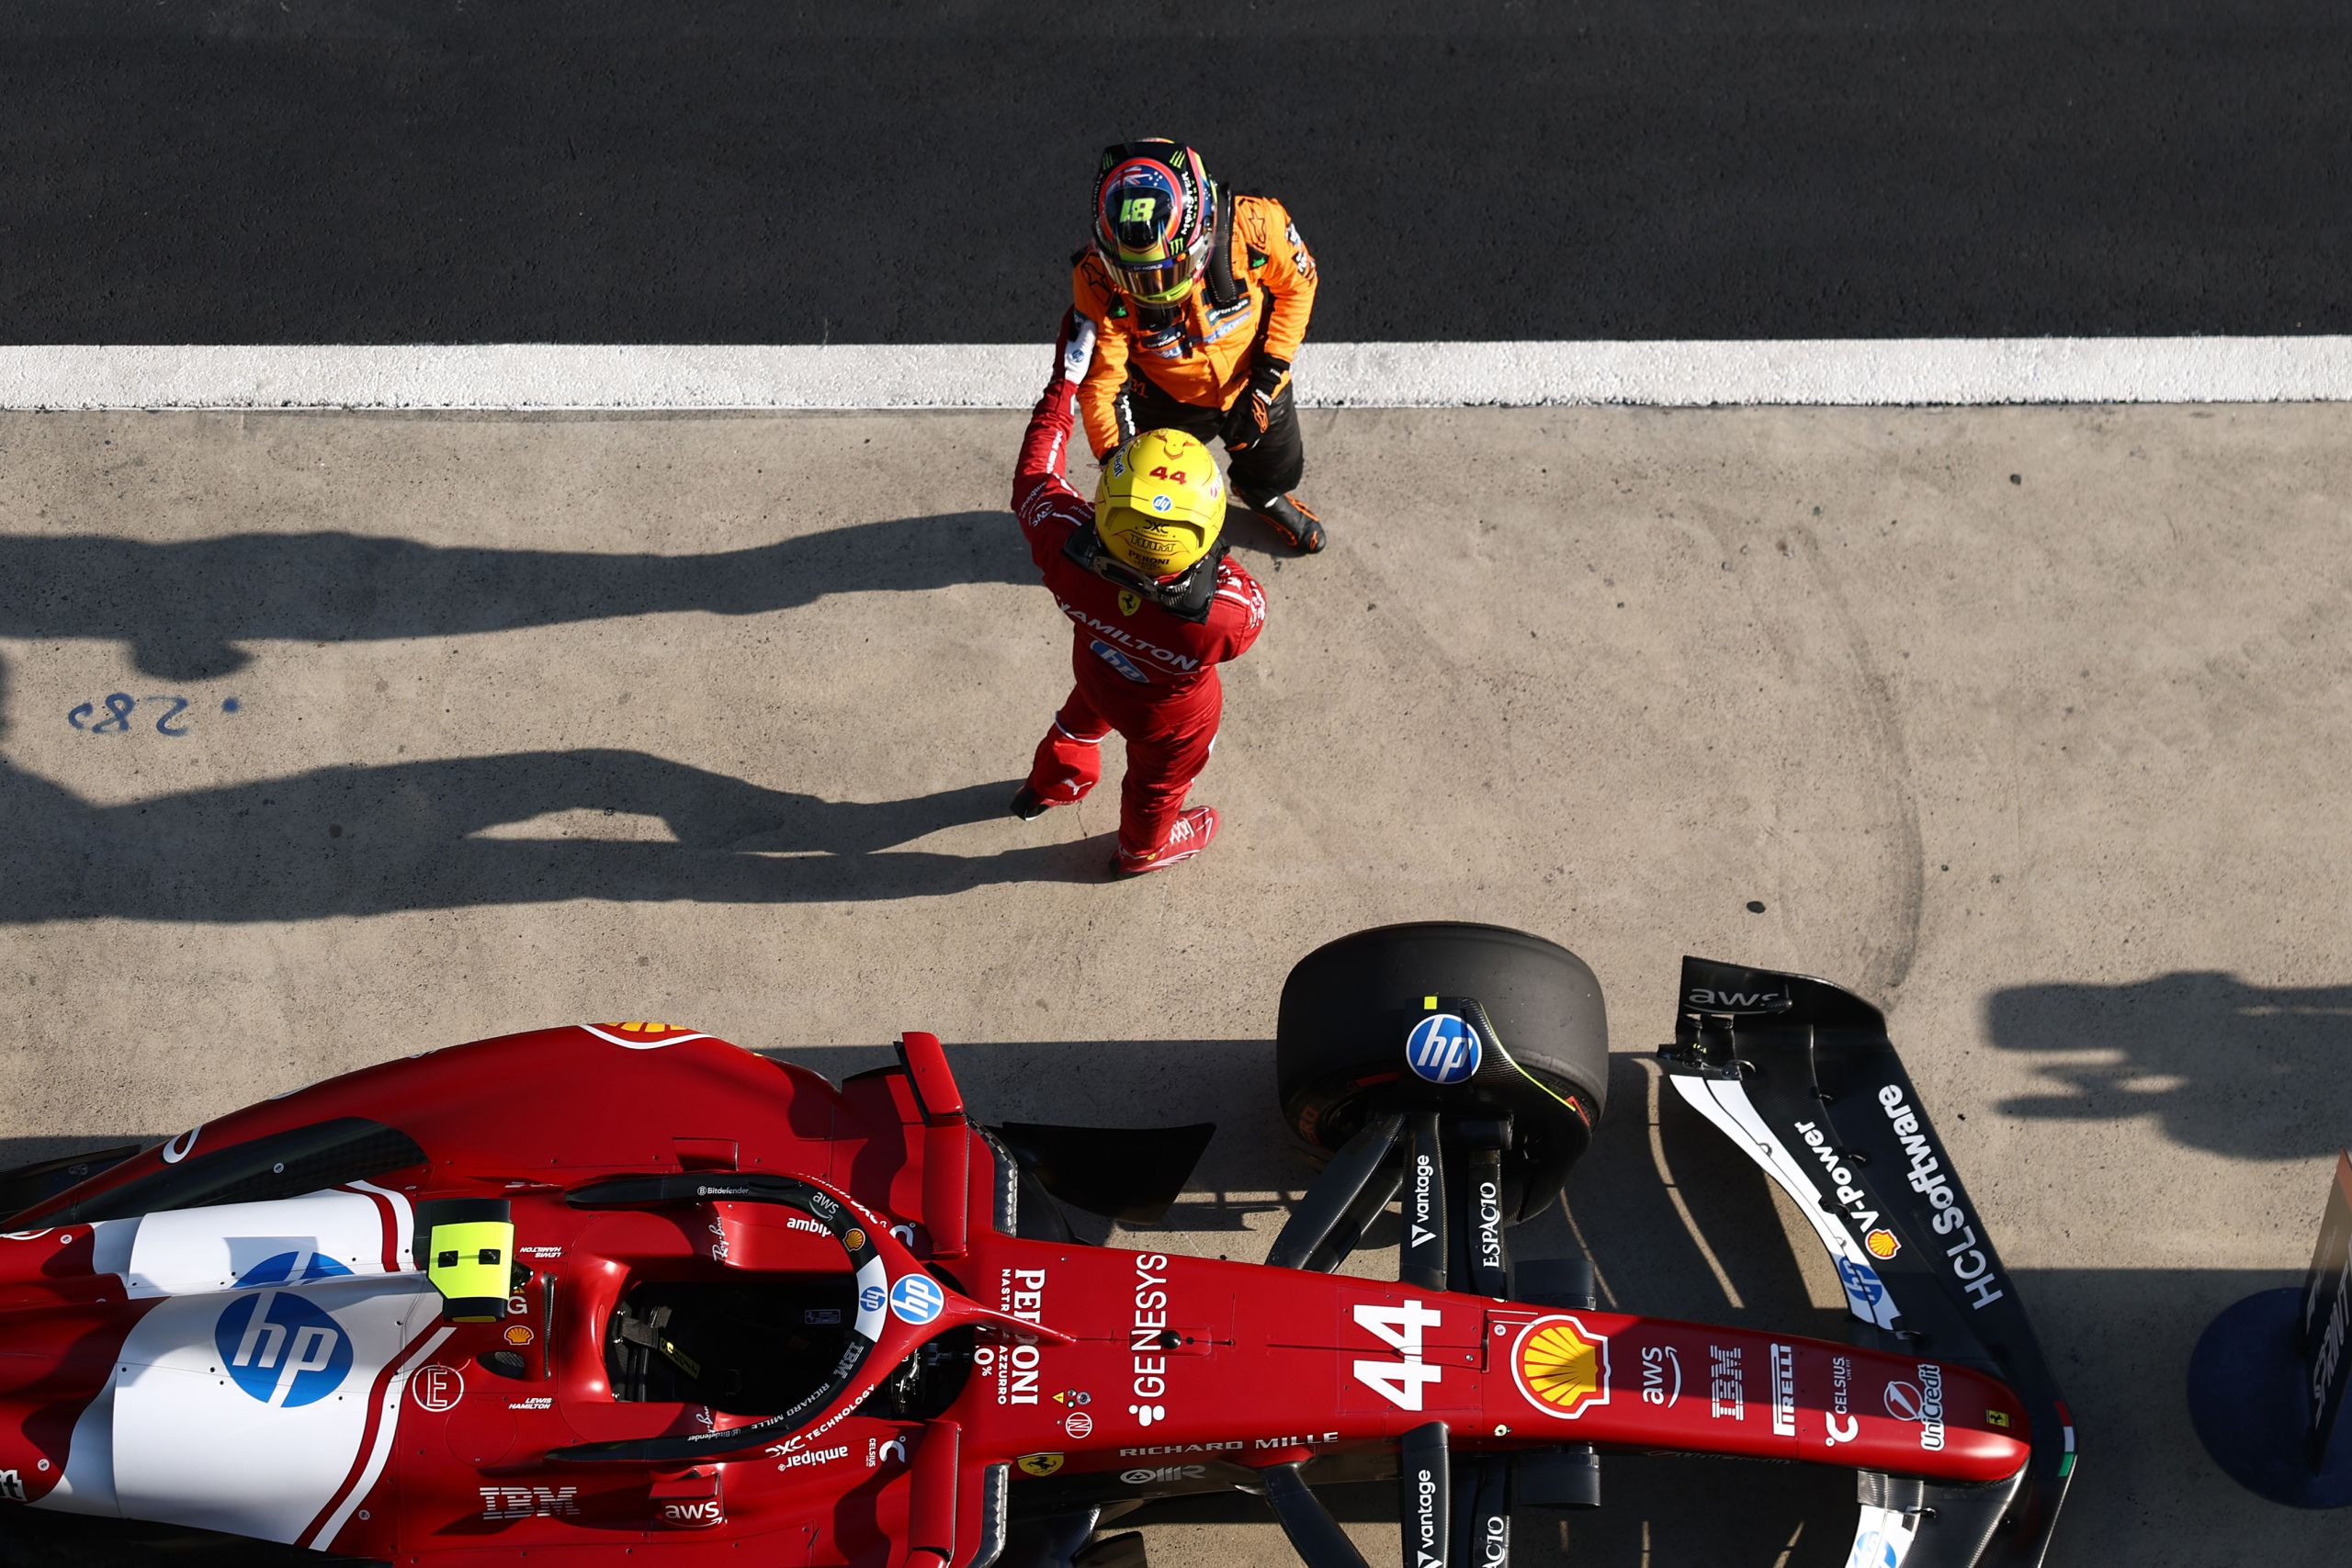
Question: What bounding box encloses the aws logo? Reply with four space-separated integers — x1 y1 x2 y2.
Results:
1683 986 1792 1012
1512 1314 1611 1420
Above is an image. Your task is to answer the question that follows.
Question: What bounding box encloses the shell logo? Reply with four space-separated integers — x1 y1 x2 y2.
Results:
605 1021 674 1035
1864 1227 1902 1260
1512 1314 1611 1419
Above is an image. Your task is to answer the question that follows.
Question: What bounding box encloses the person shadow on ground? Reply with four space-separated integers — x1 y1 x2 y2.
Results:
0 739 1096 925
0 513 1025 679
1984 972 2352 1163
0 510 1099 919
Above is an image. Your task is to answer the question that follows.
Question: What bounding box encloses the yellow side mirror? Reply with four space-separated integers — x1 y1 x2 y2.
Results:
417 1198 516 1323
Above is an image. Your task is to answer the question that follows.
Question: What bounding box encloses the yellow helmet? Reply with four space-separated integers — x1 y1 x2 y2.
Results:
1093 430 1227 579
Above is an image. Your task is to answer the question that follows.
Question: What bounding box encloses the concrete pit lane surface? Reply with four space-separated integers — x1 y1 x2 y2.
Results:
2 404 2347 1565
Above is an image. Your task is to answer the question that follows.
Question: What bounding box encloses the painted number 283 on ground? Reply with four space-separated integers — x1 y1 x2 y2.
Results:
66 693 242 737
1351 1300 1443 1411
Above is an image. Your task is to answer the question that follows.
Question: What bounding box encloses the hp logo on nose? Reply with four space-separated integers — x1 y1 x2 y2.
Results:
1406 1013 1482 1086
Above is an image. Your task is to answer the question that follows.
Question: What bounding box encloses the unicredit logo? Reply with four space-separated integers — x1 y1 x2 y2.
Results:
1883 1380 1924 1422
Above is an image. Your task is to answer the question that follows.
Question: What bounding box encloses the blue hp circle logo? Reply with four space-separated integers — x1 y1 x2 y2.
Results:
1406 1013 1483 1085
213 1251 356 1408
888 1274 944 1325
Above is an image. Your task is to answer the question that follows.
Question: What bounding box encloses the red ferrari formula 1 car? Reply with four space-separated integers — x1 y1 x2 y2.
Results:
0 923 2073 1567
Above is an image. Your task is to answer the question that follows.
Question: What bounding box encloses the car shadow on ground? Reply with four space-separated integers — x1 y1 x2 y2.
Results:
0 748 1101 922
0 514 1028 680
1985 973 2352 1161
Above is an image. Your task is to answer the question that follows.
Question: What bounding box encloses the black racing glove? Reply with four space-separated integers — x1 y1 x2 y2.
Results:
1220 355 1292 452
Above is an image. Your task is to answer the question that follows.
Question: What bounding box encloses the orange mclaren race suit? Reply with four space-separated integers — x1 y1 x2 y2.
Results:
1072 190 1317 498
1013 365 1266 862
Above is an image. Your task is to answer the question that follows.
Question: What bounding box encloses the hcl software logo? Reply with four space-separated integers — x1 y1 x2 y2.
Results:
212 1251 356 1408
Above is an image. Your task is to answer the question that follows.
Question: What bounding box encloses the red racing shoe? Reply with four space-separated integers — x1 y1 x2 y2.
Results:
1114 805 1220 877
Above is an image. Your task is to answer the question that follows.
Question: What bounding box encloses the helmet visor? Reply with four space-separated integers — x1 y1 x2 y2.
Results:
1101 232 1207 305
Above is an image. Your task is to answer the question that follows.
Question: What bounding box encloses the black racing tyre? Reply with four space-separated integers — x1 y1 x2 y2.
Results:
1276 923 1608 1221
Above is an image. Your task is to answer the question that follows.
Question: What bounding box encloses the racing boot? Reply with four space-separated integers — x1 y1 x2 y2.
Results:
1114 805 1219 877
1243 492 1327 555
1008 784 1054 821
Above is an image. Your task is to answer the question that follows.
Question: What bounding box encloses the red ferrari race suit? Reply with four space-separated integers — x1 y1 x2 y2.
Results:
1012 376 1266 862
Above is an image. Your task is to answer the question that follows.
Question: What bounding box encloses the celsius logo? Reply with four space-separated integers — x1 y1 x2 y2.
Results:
889 1274 944 1325
213 1251 355 1407
1406 1013 1481 1085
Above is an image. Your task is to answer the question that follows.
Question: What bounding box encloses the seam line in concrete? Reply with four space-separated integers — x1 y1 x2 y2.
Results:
3 339 2348 410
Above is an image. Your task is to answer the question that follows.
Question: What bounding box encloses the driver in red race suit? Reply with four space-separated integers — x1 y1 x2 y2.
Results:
1007 310 1266 877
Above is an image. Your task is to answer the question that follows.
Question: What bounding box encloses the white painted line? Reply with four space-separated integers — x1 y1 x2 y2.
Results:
2 338 2348 410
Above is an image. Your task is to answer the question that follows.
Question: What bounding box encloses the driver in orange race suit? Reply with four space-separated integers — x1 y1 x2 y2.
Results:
1005 310 1267 877
1071 139 1329 555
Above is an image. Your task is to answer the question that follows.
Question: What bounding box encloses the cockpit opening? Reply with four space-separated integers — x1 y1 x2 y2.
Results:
605 1276 854 1414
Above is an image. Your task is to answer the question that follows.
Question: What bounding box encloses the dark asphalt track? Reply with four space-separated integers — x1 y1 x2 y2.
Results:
3 1 2346 344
